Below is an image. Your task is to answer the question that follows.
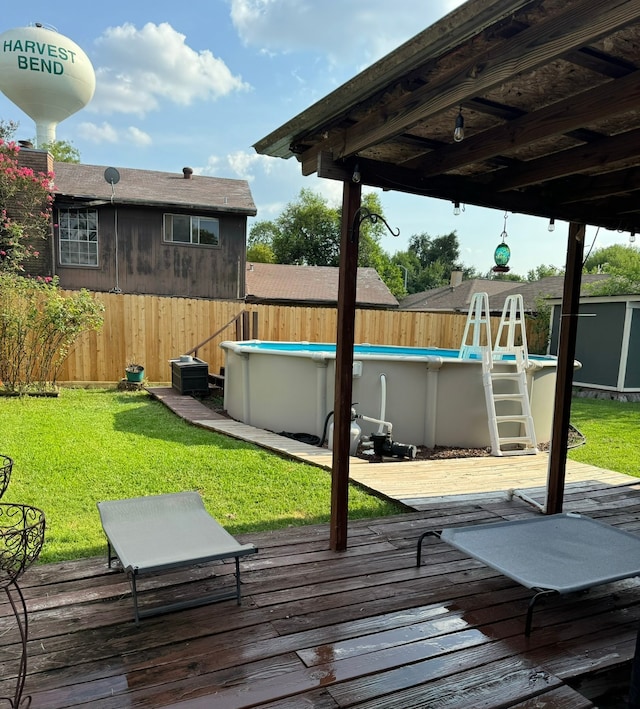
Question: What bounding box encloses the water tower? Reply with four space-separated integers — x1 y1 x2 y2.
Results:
0 24 95 146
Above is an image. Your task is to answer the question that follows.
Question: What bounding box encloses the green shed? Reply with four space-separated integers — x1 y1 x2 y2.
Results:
549 295 640 393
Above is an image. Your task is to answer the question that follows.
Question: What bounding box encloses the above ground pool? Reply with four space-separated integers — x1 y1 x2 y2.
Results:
220 340 562 451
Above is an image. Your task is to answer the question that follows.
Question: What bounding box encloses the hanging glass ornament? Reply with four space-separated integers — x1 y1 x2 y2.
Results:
492 211 511 273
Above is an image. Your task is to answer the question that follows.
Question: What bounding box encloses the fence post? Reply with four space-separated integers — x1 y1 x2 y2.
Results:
241 311 250 340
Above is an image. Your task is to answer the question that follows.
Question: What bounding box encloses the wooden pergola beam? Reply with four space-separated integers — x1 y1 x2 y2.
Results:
316 151 640 232
300 0 640 175
403 70 640 177
491 127 640 192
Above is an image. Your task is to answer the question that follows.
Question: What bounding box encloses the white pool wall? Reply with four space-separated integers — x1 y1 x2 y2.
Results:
220 341 559 449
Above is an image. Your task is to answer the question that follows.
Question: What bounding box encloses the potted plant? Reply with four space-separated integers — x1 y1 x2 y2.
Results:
125 362 145 383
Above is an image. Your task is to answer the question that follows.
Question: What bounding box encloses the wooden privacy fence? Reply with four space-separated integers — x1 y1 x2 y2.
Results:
57 292 545 383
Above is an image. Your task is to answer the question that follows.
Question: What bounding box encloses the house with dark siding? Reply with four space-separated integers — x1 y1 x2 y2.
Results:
17 147 256 300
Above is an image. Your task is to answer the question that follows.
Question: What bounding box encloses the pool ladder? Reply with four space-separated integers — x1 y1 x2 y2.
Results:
463 293 538 456
482 348 538 456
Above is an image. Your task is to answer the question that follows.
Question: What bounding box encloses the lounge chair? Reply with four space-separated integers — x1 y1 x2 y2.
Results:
417 512 640 635
97 491 257 623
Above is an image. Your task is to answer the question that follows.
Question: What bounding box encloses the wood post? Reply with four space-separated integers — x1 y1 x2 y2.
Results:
546 221 585 514
330 180 361 551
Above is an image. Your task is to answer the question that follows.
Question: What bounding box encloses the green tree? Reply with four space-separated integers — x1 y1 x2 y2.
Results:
247 242 275 263
0 119 19 142
355 193 406 298
584 244 640 295
482 270 524 281
1 121 81 162
405 231 465 291
527 295 553 355
39 139 81 163
583 243 640 294
248 220 280 249
270 189 340 266
409 231 459 268
391 251 419 294
526 264 561 281
583 243 639 273
247 189 406 297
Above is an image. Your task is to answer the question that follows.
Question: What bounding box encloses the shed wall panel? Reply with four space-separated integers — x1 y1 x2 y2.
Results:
624 307 640 389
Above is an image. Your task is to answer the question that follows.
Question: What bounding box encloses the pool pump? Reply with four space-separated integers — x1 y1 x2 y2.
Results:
370 432 417 459
354 410 418 460
324 405 418 460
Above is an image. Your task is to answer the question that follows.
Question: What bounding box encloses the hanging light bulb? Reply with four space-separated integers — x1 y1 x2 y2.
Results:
454 107 464 142
548 218 555 232
352 162 361 184
453 201 461 216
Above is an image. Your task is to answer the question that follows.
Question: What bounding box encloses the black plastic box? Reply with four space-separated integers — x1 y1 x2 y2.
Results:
171 357 209 395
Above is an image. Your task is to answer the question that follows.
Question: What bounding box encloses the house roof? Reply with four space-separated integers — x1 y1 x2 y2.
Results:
400 274 611 313
52 162 257 216
400 279 516 311
254 0 640 234
244 262 398 308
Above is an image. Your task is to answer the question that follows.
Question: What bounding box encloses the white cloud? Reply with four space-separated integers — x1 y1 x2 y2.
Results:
89 22 250 116
76 121 151 147
227 151 277 182
124 126 152 147
254 199 287 221
196 155 222 176
197 150 277 181
77 121 119 143
229 0 456 67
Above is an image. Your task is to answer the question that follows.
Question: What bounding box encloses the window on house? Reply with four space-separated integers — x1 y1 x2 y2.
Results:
58 209 99 266
164 214 220 247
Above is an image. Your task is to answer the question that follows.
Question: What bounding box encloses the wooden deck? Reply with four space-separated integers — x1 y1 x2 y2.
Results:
3 388 638 708
146 387 635 511
4 491 640 707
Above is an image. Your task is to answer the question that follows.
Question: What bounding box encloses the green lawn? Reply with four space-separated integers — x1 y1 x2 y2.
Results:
2 390 636 564
0 388 405 563
568 396 639 477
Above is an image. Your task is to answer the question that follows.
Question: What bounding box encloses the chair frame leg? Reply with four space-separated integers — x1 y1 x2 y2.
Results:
416 530 441 567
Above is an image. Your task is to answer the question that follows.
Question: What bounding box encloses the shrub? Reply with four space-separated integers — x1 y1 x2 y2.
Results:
0 274 104 392
0 139 53 273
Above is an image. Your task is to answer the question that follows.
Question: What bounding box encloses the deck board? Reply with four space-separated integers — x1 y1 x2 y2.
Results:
146 386 635 510
3 495 640 707
2 388 635 707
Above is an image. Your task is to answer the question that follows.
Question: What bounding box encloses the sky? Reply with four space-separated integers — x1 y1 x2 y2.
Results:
0 0 634 277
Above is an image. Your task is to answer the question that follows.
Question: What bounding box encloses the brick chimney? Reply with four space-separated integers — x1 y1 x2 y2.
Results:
17 145 54 175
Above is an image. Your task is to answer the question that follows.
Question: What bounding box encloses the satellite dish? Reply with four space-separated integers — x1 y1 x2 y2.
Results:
104 167 120 185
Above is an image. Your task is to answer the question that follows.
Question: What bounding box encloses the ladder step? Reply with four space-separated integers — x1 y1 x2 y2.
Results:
481 306 538 458
497 436 535 444
495 447 539 457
